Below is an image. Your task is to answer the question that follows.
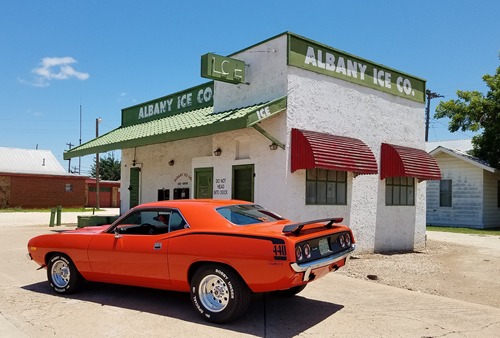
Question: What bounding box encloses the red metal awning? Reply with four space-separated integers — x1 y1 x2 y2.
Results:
380 143 441 180
290 128 378 174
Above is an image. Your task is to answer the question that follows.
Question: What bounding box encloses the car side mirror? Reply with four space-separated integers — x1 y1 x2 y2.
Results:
114 227 123 239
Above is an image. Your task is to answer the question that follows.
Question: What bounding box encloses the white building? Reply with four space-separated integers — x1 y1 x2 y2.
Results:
427 140 500 229
65 32 441 252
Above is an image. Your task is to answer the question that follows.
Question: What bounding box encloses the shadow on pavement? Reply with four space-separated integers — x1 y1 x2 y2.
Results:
22 280 344 336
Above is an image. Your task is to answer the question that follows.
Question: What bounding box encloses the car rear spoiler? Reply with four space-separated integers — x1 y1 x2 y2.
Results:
282 218 344 235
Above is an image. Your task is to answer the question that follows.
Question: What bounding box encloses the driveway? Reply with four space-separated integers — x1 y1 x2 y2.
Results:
1 214 499 337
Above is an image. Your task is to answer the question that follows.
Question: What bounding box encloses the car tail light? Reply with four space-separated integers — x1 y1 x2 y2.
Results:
295 246 303 261
303 244 311 259
345 233 351 246
339 235 346 248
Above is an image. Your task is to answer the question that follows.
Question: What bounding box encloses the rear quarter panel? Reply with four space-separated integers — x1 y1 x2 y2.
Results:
167 230 299 293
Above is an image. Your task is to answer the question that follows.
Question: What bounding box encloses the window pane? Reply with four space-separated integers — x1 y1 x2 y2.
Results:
307 168 316 180
337 171 347 182
306 181 316 204
392 186 400 205
408 186 415 205
393 177 400 185
337 182 346 205
386 185 393 205
317 182 327 204
440 180 450 192
439 180 452 207
401 186 407 205
326 182 336 204
317 169 327 181
327 170 337 181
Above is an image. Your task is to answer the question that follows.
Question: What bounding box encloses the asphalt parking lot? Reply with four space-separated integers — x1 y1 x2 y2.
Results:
1 211 500 337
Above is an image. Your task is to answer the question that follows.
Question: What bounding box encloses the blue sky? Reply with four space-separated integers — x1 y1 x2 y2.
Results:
1 0 499 175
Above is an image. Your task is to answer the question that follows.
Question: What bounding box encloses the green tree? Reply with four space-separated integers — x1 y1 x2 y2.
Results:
435 63 500 168
90 153 121 180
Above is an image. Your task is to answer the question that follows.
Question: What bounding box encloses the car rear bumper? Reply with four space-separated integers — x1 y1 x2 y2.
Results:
290 245 355 281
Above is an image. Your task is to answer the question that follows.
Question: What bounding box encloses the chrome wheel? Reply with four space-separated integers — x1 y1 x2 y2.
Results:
190 264 251 323
51 259 71 288
198 274 229 313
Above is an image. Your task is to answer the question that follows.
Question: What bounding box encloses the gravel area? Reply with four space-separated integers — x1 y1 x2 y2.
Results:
338 234 500 308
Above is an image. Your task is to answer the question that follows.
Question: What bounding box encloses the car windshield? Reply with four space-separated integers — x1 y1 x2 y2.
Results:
216 204 284 225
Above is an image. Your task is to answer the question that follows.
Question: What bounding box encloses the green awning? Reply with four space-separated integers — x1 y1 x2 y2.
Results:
64 96 287 160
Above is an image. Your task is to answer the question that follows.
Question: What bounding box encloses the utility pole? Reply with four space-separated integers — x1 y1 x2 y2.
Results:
79 105 82 175
95 117 102 210
66 142 74 173
425 89 444 141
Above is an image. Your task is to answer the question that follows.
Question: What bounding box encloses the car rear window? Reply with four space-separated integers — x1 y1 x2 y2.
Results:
216 204 284 225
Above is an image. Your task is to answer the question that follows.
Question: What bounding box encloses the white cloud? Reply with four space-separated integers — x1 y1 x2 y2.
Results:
29 56 89 87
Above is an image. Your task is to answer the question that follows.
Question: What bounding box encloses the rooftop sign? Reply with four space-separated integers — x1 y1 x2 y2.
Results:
201 53 246 84
121 82 214 127
288 35 425 103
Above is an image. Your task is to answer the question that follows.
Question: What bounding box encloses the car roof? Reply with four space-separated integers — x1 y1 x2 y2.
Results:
133 199 254 209
130 199 259 230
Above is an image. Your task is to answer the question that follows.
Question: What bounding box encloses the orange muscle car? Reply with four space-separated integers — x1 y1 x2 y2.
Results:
27 199 355 323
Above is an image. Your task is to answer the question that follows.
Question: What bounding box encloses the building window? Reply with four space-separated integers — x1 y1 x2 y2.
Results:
65 184 73 192
158 189 170 201
385 177 414 206
306 168 347 205
440 180 452 207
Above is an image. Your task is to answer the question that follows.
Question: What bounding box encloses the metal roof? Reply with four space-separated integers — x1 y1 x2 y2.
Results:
381 143 441 181
0 147 67 175
64 96 287 160
426 139 472 153
430 146 496 173
290 128 378 174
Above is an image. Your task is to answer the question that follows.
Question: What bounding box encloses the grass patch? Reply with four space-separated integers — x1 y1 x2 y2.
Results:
0 207 103 213
427 225 500 236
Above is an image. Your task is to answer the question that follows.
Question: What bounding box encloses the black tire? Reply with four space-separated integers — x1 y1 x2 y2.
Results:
272 284 307 297
190 264 251 323
47 254 83 294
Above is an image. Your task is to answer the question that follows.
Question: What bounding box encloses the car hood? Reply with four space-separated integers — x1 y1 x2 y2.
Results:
64 224 110 234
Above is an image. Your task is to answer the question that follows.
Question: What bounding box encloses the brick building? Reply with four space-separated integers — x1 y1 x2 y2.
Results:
0 147 87 208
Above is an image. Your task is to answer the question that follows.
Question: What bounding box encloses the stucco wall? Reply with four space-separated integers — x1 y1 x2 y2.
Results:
213 35 288 113
120 136 213 211
286 67 426 252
